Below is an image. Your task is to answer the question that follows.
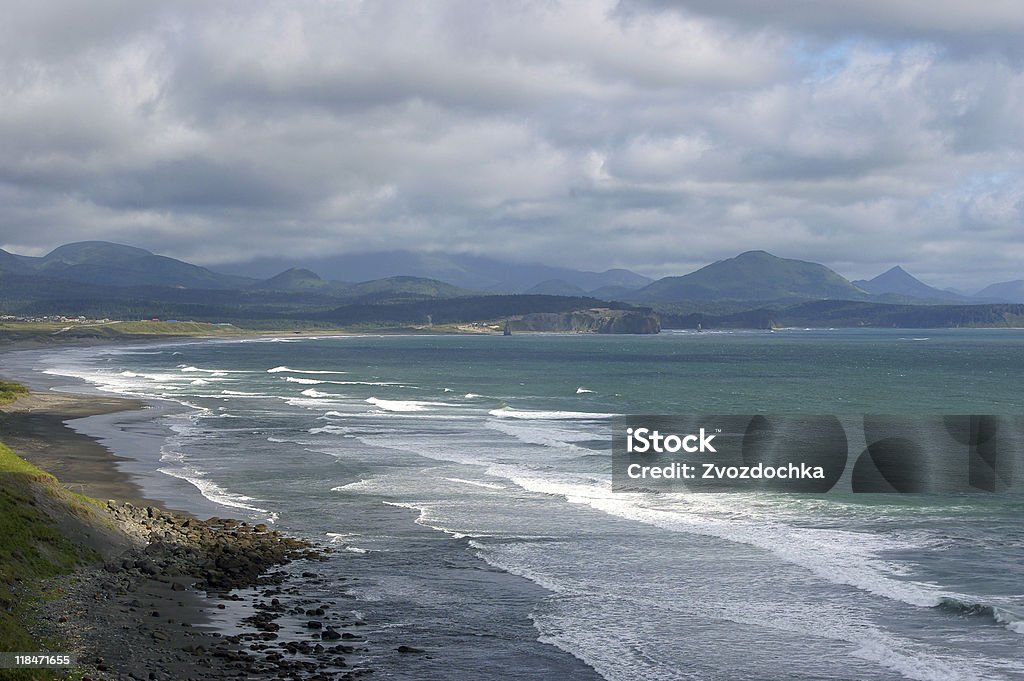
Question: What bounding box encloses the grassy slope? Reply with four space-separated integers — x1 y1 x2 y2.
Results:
1 384 106 679
0 381 30 405
0 320 237 336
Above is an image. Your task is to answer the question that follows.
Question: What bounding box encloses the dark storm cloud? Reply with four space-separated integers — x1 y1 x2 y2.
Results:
0 1 1021 289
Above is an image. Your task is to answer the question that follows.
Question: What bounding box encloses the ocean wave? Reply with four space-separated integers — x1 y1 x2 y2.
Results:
444 477 507 490
576 387 594 394
488 407 616 420
331 477 384 492
936 597 1024 635
301 388 335 398
488 468 970 616
365 397 448 412
487 420 595 452
287 377 403 386
336 381 406 386
267 365 348 374
177 365 239 375
284 377 324 385
308 425 352 435
157 466 270 516
282 396 347 409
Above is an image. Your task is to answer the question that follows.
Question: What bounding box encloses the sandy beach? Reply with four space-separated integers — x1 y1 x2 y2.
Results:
0 390 157 506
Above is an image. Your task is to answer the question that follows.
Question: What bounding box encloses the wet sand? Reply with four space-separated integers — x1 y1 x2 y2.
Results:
0 390 161 507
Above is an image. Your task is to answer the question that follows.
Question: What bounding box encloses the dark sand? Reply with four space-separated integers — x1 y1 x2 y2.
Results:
0 390 161 507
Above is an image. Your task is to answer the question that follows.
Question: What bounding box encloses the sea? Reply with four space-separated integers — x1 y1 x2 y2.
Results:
8 328 1024 681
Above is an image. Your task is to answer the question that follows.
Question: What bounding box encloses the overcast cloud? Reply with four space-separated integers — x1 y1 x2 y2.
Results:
0 0 1021 289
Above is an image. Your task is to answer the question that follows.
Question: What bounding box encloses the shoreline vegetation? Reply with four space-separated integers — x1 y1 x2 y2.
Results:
0 381 376 680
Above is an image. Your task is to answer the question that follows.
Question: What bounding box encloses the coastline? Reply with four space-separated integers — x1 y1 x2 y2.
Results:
0 343 371 680
1 334 612 681
0 390 160 507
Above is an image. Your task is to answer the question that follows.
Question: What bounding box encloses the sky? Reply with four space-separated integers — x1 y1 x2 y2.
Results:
0 1 1021 290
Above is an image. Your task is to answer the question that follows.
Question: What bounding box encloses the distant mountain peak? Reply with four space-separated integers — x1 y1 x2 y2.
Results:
11 240 254 289
633 250 865 303
271 267 322 280
257 267 329 291
853 265 966 303
44 241 155 264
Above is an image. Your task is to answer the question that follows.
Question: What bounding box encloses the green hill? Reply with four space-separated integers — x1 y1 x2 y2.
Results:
8 241 254 290
254 268 339 292
634 251 868 303
337 276 475 302
524 279 588 296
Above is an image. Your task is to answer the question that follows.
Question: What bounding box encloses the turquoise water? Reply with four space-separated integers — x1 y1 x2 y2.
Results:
31 329 1024 680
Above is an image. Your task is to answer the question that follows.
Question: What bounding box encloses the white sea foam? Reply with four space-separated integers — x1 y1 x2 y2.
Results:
336 381 405 386
301 388 334 398
851 637 989 681
464 393 482 399
284 377 324 385
309 425 352 435
488 407 616 420
576 387 594 394
282 396 346 410
493 470 960 612
157 466 270 515
286 377 402 386
332 478 381 492
178 365 240 374
267 366 348 374
444 477 507 490
365 397 448 412
487 420 593 452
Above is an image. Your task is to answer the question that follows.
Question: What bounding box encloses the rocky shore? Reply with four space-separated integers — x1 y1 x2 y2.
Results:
30 502 376 681
1 383 389 680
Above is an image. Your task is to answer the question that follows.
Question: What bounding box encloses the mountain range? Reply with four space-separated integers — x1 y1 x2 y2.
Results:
213 249 653 295
1 241 1022 327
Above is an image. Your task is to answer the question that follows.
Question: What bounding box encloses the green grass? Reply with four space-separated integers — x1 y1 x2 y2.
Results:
0 442 98 680
0 320 240 338
0 381 29 406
